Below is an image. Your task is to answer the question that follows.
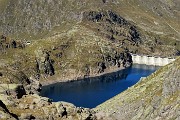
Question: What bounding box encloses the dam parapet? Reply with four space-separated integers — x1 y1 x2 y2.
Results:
131 54 175 66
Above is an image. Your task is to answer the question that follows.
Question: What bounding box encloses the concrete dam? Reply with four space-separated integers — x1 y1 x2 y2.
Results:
131 54 175 66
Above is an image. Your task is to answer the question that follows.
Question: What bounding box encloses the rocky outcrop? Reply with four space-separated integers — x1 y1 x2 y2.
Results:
0 100 18 120
24 77 42 94
97 51 132 73
0 87 100 120
3 94 101 120
1 71 42 96
35 49 55 78
0 35 26 53
0 84 26 99
83 10 140 44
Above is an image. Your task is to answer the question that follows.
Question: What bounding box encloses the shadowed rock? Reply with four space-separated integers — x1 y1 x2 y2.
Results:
0 100 19 120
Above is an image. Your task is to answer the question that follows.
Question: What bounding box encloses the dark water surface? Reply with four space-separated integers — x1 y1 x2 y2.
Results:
40 64 160 108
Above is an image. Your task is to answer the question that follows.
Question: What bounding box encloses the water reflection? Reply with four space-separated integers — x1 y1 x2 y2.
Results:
40 64 159 108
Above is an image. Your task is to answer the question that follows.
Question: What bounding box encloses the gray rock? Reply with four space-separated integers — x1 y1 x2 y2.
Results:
20 113 35 120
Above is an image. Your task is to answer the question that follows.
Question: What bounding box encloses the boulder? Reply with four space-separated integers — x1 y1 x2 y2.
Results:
0 84 26 99
25 77 42 94
20 113 35 120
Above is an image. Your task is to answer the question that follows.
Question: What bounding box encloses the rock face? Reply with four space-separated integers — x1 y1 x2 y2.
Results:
35 49 55 77
83 10 140 43
0 100 18 120
3 94 101 120
0 84 26 99
95 57 180 120
24 77 42 94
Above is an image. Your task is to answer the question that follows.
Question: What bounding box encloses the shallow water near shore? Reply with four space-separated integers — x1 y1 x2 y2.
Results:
40 64 160 108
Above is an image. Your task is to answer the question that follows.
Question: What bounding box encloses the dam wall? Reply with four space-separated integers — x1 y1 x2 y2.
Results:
131 54 175 66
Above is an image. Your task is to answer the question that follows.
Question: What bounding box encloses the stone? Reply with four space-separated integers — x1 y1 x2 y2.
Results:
25 78 42 94
29 104 35 110
20 113 35 119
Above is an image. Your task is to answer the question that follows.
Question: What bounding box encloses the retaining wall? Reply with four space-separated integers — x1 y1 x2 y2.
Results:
131 54 175 66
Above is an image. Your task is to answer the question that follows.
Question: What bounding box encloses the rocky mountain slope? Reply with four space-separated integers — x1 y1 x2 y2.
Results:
0 0 179 118
0 53 179 120
0 0 179 83
95 57 180 120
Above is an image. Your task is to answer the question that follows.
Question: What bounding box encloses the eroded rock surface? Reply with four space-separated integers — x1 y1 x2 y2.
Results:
2 94 105 120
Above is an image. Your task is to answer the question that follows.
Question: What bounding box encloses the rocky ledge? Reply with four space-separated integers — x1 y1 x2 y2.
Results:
0 94 99 120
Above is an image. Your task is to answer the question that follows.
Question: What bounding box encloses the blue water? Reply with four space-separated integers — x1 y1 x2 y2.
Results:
40 64 159 108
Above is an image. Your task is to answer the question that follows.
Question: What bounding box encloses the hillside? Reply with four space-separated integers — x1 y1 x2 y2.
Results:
0 1 179 119
0 0 180 83
95 57 180 120
0 54 179 120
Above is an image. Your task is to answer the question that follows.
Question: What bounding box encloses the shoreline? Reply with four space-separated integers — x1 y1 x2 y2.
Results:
40 61 165 87
40 66 127 87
